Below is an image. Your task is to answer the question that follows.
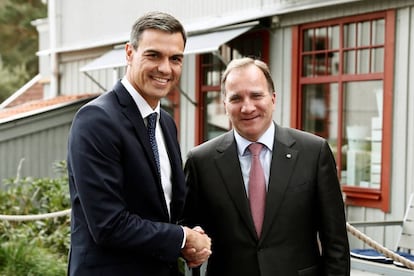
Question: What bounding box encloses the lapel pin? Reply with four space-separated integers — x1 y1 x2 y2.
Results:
286 153 292 159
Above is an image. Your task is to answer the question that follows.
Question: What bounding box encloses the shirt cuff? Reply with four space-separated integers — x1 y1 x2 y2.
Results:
180 226 186 249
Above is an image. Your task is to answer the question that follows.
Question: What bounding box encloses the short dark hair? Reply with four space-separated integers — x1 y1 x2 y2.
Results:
221 57 275 95
130 11 187 50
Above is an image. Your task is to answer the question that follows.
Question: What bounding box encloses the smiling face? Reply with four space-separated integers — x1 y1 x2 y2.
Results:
125 29 185 108
223 64 276 142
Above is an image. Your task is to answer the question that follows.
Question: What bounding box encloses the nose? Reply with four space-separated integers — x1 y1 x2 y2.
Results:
240 99 255 113
157 57 172 74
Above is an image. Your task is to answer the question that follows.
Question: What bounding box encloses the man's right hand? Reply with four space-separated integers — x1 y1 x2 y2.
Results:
181 226 212 268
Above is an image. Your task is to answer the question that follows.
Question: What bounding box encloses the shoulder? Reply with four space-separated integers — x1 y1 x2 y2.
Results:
277 124 324 143
160 109 175 124
189 131 234 157
275 124 329 153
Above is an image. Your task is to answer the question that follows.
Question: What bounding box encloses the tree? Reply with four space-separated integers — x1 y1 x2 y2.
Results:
0 0 47 102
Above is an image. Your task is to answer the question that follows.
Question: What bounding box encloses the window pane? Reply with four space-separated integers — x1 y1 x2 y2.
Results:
330 25 340 49
203 91 229 141
357 21 371 47
202 55 222 86
342 81 383 188
303 29 313 51
315 27 327 44
372 48 384 72
344 50 356 74
302 83 339 142
357 49 370 73
344 23 356 48
302 54 313 77
329 51 340 75
373 19 385 45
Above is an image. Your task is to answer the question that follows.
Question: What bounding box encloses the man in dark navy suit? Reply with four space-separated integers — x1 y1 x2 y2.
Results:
67 11 211 276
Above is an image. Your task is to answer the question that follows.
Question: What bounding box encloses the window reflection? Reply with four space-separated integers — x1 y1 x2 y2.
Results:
343 19 385 74
302 25 340 76
204 91 228 141
343 81 383 188
302 83 339 157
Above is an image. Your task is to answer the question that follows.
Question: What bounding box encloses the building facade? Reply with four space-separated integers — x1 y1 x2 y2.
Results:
2 0 414 252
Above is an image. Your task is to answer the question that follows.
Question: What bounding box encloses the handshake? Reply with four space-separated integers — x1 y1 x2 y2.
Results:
181 226 212 268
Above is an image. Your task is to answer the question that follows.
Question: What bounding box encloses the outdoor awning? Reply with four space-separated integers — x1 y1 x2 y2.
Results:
80 47 125 72
80 24 255 72
184 24 254 55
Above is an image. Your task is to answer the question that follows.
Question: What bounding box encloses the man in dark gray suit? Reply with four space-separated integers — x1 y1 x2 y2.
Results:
67 11 211 276
182 57 350 276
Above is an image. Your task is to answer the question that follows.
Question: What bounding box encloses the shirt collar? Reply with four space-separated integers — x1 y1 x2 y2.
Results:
121 77 160 119
234 122 275 156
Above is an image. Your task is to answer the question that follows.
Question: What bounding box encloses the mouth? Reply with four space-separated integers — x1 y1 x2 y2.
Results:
152 76 170 85
242 115 260 121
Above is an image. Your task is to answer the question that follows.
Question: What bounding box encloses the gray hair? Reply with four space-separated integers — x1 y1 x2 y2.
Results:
221 57 275 95
130 11 187 49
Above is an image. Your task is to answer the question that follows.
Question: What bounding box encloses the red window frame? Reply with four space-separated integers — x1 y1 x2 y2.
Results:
291 10 395 211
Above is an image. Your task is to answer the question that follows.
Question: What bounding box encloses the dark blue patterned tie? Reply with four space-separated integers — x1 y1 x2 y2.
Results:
147 113 160 175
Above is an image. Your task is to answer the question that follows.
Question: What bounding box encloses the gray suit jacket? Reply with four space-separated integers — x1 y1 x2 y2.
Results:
182 123 350 276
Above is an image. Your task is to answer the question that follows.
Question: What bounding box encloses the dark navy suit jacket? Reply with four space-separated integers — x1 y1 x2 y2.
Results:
67 81 186 276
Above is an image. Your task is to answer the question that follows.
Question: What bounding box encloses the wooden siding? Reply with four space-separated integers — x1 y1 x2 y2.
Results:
0 101 89 187
59 47 124 95
346 6 414 250
267 2 414 249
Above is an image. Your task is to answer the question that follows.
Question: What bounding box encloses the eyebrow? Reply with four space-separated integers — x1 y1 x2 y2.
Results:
143 49 184 57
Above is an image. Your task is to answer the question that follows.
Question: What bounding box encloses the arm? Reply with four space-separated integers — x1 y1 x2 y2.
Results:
68 103 183 262
317 140 350 276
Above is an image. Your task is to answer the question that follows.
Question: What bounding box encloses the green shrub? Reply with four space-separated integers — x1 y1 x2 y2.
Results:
0 239 66 276
0 160 70 276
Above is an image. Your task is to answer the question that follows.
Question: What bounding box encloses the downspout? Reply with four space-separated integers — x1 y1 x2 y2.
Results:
48 0 59 98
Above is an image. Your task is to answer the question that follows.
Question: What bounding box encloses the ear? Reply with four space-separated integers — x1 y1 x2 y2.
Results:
272 92 276 110
125 43 133 65
223 96 229 115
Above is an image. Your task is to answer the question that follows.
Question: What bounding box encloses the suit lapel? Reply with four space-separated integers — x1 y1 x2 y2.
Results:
113 81 169 219
214 132 257 239
159 110 186 222
261 124 298 240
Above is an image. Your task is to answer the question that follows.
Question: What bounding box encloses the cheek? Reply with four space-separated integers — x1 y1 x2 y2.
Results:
172 65 182 75
224 104 236 116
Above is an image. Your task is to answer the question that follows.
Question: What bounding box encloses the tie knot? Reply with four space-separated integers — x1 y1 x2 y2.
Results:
147 112 157 130
249 143 263 156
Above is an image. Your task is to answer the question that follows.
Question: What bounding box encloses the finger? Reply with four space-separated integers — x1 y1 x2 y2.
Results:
192 226 205 234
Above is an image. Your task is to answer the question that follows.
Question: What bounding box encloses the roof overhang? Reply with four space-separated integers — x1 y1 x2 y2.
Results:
80 24 256 72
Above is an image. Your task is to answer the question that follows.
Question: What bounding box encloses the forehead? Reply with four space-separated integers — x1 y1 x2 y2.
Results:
225 65 267 90
138 29 185 52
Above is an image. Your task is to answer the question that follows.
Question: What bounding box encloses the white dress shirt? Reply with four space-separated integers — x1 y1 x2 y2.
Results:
234 123 275 194
121 77 173 216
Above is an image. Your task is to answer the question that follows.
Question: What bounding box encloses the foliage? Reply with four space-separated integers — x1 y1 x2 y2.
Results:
0 239 67 276
0 160 70 276
0 0 47 102
0 63 29 102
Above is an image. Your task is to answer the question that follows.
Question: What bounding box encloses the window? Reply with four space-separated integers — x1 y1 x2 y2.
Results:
292 11 395 211
196 29 269 143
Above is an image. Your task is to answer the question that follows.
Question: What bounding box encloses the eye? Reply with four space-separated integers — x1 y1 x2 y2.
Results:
251 92 265 99
145 52 159 59
228 95 241 103
171 55 183 64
